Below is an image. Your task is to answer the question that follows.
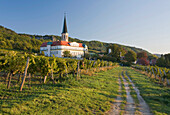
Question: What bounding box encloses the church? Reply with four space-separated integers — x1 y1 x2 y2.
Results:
40 15 88 58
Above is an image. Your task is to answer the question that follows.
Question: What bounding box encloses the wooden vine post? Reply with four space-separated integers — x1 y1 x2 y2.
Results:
20 57 30 91
64 65 68 78
51 68 55 84
18 73 22 83
44 76 47 84
76 61 80 80
7 73 12 89
6 73 10 85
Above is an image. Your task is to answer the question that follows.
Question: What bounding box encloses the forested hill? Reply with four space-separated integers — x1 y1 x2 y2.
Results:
0 25 152 56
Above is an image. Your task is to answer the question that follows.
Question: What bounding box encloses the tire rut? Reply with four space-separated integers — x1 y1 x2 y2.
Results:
125 71 153 115
121 71 135 115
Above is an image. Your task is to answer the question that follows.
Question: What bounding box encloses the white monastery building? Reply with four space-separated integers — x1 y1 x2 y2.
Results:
40 15 88 58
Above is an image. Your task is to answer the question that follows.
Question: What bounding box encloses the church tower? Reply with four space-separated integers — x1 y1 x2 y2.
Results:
61 14 69 42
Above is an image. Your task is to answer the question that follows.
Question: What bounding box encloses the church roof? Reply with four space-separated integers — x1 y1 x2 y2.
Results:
40 41 84 47
41 42 48 47
51 41 70 46
62 15 68 33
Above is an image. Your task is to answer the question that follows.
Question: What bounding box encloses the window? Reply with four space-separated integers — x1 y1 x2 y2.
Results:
109 49 111 53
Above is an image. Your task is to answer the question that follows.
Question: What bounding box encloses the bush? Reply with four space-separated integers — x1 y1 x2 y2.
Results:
121 61 131 66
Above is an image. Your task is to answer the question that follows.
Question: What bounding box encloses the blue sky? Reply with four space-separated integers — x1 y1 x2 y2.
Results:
0 0 170 54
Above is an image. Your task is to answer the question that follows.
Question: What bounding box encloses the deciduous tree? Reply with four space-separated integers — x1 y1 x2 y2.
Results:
125 50 137 63
63 51 72 57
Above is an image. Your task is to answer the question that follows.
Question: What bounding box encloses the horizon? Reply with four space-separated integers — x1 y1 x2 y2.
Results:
0 0 170 54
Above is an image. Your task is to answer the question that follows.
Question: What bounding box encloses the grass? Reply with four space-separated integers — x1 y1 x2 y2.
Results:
1 66 169 115
126 67 170 115
119 71 126 115
0 67 122 115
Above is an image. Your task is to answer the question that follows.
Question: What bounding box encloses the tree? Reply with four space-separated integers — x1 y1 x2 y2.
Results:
102 55 117 62
148 54 158 60
125 51 137 63
107 44 126 62
63 51 72 57
136 58 149 66
136 51 150 66
164 53 170 68
137 52 148 59
156 55 167 68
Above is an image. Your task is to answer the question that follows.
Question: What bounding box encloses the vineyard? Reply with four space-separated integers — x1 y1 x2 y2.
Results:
133 65 170 86
0 53 119 114
0 52 170 114
0 52 116 91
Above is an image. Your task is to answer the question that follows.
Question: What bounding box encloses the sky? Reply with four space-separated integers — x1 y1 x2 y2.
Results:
0 0 170 54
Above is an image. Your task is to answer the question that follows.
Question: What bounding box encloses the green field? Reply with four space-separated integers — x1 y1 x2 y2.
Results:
0 67 170 115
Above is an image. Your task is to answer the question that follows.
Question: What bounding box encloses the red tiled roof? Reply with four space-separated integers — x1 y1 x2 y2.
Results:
40 41 84 47
78 43 83 47
51 41 70 46
40 42 47 47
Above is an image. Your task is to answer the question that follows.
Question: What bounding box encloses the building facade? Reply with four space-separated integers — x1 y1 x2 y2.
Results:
40 15 88 58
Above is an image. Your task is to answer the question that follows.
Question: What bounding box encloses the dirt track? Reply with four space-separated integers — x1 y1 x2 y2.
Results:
108 70 152 115
122 71 135 115
125 71 152 115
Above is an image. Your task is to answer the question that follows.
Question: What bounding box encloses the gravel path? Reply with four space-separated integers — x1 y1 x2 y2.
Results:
121 71 135 115
125 71 153 115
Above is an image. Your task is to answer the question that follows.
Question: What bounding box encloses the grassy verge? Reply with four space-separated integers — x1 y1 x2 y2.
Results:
126 67 170 115
119 71 126 115
0 67 121 115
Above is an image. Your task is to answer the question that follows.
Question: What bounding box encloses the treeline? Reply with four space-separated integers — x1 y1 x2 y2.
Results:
156 54 170 68
0 26 49 52
0 25 153 56
0 51 116 91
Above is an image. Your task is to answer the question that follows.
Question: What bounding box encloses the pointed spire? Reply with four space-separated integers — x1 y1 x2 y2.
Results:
62 13 68 33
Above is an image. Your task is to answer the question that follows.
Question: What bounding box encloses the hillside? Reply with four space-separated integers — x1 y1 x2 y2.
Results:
0 25 152 56
154 54 161 58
